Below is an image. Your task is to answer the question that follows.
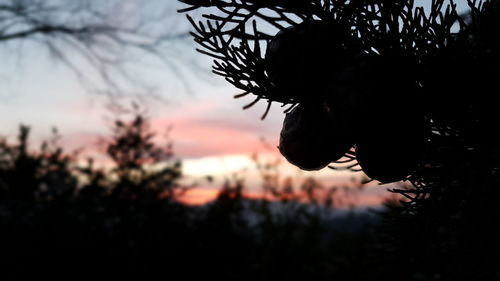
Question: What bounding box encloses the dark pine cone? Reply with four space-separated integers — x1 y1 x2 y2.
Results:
279 103 354 171
265 19 359 103
326 53 428 182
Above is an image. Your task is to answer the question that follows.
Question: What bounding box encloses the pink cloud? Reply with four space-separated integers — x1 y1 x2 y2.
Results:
46 96 284 161
169 124 268 158
151 109 280 158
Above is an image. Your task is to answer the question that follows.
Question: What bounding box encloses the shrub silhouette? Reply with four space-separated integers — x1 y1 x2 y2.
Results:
104 114 182 200
0 125 77 200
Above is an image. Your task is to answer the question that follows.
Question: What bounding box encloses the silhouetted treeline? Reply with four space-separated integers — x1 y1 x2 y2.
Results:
3 112 499 281
0 115 379 281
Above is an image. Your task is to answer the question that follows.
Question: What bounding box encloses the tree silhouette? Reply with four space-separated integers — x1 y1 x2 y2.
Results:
105 112 182 200
0 125 77 200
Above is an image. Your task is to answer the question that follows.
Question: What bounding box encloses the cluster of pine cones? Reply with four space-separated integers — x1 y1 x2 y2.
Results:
267 20 429 183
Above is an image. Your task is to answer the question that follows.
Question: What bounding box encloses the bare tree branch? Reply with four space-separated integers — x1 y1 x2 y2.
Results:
0 0 197 100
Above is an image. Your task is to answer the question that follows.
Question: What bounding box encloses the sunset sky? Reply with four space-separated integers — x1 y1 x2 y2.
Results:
0 0 469 206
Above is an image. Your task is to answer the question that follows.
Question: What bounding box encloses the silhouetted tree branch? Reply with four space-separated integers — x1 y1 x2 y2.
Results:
181 1 500 279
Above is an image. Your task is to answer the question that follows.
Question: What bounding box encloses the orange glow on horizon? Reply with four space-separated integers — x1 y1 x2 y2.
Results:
177 188 265 206
177 188 220 205
177 186 390 208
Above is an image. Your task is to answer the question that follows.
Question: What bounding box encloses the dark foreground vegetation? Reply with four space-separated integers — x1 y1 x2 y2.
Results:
1 114 382 281
2 112 499 281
